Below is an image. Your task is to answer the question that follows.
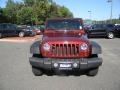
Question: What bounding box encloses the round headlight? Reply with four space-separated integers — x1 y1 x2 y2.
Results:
81 43 88 50
43 43 50 51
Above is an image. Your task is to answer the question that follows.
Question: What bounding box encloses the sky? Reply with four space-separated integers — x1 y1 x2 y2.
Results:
0 0 120 20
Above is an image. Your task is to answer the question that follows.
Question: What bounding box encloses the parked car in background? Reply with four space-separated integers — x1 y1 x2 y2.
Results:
86 24 115 39
18 26 36 37
0 23 23 38
0 23 35 39
31 26 41 35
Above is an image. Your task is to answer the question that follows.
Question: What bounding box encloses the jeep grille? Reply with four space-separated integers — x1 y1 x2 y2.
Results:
51 44 80 57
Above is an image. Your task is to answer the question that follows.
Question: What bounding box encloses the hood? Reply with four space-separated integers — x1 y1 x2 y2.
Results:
42 30 88 43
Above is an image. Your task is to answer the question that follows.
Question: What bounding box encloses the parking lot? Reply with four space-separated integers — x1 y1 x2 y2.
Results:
0 37 120 90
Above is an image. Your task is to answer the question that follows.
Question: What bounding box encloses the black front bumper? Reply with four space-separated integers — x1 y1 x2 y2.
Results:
29 57 102 70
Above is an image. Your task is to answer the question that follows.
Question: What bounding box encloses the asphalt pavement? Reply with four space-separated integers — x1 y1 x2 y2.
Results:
0 38 120 90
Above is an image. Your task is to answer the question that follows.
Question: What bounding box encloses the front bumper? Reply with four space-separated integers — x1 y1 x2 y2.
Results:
29 57 102 70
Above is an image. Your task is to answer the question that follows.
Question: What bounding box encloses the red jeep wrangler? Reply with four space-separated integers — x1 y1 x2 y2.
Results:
29 18 102 76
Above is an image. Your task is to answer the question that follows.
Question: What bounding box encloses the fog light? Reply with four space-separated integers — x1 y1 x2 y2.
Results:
73 63 78 68
54 63 58 68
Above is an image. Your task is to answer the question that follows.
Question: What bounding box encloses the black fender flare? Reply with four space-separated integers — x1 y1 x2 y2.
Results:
30 41 40 54
90 41 102 54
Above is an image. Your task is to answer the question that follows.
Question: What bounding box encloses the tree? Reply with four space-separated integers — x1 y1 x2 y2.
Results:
2 0 73 25
4 0 17 23
17 7 33 25
58 6 73 18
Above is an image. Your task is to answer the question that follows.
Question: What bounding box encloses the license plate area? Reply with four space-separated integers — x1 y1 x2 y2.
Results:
59 63 71 68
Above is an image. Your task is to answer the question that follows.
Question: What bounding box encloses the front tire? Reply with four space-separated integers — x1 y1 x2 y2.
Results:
107 32 114 39
32 66 43 76
19 32 25 37
87 67 99 76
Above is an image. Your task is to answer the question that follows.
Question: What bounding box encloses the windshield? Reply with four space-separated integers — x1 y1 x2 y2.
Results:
46 19 82 30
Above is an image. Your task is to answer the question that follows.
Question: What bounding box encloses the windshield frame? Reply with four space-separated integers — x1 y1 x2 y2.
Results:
45 18 83 30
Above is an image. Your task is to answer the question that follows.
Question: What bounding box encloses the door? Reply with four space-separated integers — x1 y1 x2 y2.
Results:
90 24 106 36
7 24 16 36
2 24 10 36
10 24 18 35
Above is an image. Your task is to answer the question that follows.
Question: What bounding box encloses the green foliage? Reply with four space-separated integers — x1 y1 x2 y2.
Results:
17 7 33 24
0 7 8 23
0 0 73 25
58 6 73 18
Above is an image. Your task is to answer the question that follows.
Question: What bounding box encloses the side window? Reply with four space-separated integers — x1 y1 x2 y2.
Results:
93 24 99 29
102 25 106 28
107 24 114 28
11 25 16 30
2 24 7 30
6 24 11 30
7 24 16 30
99 25 102 29
99 24 104 29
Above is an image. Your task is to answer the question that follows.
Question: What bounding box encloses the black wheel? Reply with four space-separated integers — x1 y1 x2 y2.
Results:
19 32 25 37
32 66 43 76
107 32 114 39
0 33 3 39
87 67 99 76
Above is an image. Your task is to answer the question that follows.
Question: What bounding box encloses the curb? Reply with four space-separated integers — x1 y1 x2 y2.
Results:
0 35 42 43
0 39 35 43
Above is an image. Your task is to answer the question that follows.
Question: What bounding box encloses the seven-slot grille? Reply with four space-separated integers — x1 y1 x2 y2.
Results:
51 44 80 57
